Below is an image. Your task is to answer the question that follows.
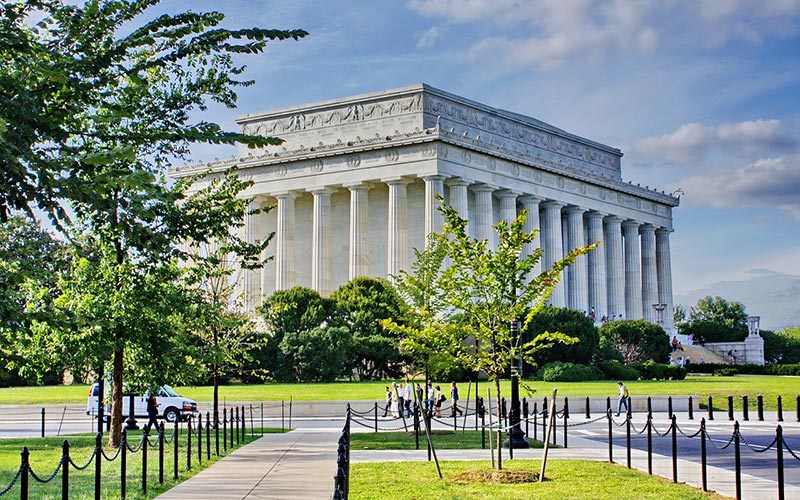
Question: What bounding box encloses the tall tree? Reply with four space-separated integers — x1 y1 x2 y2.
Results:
387 203 593 469
1 0 306 446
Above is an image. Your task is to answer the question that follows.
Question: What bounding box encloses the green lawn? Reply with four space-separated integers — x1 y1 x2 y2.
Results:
351 429 545 450
0 428 283 500
349 459 726 499
1 376 797 411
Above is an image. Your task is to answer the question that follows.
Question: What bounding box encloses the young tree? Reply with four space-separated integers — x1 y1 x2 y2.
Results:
387 203 594 469
598 319 671 364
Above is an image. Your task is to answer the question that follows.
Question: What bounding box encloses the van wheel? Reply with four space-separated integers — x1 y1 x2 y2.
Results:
164 408 179 423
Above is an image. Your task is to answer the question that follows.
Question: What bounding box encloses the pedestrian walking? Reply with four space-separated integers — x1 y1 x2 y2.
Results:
616 381 629 417
450 381 463 416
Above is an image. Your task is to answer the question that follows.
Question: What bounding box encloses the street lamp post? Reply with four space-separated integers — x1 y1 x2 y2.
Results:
504 319 529 449
652 303 667 327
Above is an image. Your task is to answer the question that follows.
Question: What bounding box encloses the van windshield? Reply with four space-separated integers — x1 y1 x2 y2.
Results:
161 385 179 397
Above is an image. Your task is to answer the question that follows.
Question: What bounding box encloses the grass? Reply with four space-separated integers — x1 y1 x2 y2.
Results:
349 459 726 499
351 429 545 450
1 376 797 411
0 428 284 500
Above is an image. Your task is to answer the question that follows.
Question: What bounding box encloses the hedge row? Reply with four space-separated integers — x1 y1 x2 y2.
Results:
686 362 800 376
536 360 687 382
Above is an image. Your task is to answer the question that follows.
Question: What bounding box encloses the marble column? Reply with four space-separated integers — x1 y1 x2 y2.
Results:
497 190 519 224
519 195 543 277
586 211 607 321
622 220 642 320
604 216 625 319
446 178 470 230
471 184 495 246
541 200 566 307
640 224 658 323
565 206 588 313
656 228 675 333
310 188 336 296
275 191 300 291
242 198 264 312
423 176 445 244
386 178 413 278
347 183 371 280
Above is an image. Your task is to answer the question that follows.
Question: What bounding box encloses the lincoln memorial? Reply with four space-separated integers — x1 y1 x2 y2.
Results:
171 84 680 334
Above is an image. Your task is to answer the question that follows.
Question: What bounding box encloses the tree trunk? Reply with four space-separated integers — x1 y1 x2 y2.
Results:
495 378 502 470
109 347 124 448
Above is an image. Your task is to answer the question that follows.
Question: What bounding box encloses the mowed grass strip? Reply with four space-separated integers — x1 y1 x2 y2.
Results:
349 459 727 500
0 429 284 500
1 376 797 411
350 430 545 450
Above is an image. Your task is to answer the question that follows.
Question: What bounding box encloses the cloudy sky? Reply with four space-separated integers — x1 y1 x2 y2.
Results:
157 0 799 322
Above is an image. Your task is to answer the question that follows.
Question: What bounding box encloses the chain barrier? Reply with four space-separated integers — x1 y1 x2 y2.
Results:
703 428 736 451
782 435 800 460
68 447 97 471
0 466 23 497
28 456 63 483
99 444 122 461
739 434 779 453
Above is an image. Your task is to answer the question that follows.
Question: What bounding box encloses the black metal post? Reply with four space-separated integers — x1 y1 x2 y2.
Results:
94 432 102 500
607 408 613 463
143 427 149 494
671 415 677 483
174 419 179 480
414 404 420 450
523 399 529 437
41 408 45 437
700 418 707 491
757 395 764 421
158 423 164 485
742 396 749 421
21 447 29 500
121 429 127 500
626 410 631 468
533 402 538 441
206 412 211 461
187 418 192 471
563 398 569 448
646 410 652 475
481 406 486 449
727 395 733 420
374 402 378 433
229 407 234 449
688 396 694 420
223 408 227 453
62 440 69 500
586 396 591 419
214 411 219 457
97 367 104 438
235 407 239 446
668 396 673 418
125 393 139 431
197 414 202 464
708 395 714 420
796 395 799 422
734 421 741 500
777 425 785 500
777 396 783 422
503 320 529 450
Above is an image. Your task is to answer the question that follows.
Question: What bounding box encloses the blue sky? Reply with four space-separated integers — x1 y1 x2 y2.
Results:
158 0 800 308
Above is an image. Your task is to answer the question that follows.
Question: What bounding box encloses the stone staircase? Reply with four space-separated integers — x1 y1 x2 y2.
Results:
670 343 729 365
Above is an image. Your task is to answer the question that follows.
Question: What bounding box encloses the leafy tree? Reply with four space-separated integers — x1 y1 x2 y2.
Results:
1 0 306 446
331 277 410 380
681 296 748 343
258 287 334 381
522 306 599 369
599 319 671 364
763 326 800 364
387 203 592 469
682 319 745 344
279 326 352 382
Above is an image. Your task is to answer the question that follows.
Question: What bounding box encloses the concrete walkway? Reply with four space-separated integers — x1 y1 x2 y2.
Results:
154 420 799 500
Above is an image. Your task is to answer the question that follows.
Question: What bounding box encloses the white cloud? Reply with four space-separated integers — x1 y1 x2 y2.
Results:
676 154 800 218
406 0 800 69
632 119 797 163
416 26 441 48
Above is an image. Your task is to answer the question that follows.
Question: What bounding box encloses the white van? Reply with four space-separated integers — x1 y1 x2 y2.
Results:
86 383 197 422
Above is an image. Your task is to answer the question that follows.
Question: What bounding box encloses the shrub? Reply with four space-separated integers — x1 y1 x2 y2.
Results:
426 353 472 382
599 320 671 364
595 360 641 381
594 337 624 363
540 362 602 382
634 360 686 380
523 306 599 368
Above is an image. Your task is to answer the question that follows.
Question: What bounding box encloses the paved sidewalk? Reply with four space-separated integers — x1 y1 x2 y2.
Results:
154 429 338 500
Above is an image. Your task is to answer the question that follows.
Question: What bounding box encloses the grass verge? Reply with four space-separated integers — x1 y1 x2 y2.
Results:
349 459 727 499
350 429 545 450
0 376 797 411
0 428 284 500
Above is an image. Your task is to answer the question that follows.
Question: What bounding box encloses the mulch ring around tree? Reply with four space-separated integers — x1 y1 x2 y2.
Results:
451 469 540 484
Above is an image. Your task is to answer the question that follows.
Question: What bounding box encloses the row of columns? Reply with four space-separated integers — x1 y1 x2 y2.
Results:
252 175 674 331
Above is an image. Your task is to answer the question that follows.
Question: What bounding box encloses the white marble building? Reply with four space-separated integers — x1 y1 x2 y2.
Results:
171 84 680 333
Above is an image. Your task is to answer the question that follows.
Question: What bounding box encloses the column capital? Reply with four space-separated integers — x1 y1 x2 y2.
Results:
496 189 522 200
622 219 641 229
586 210 608 220
308 186 338 196
422 175 447 182
344 181 374 191
655 227 674 235
540 200 566 209
604 214 624 224
564 205 586 215
445 177 471 188
639 223 657 234
470 183 498 193
272 190 301 200
518 194 544 203
382 176 415 186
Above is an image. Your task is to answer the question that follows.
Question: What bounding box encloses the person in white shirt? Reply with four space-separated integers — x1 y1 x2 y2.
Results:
403 379 413 417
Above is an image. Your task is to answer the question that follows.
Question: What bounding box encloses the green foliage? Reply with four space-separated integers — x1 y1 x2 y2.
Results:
595 360 641 381
426 353 473 382
599 320 671 364
331 277 410 380
686 361 800 376
679 296 748 343
279 326 352 382
762 326 800 364
594 337 624 363
633 360 687 380
523 306 599 367
539 362 602 382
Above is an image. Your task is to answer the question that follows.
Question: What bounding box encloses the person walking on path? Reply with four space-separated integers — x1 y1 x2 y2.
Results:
382 386 392 417
450 381 463 416
144 393 160 433
616 381 630 417
426 380 435 415
403 379 413 417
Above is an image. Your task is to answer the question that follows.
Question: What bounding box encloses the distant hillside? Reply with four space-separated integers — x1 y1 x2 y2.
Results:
674 270 800 332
